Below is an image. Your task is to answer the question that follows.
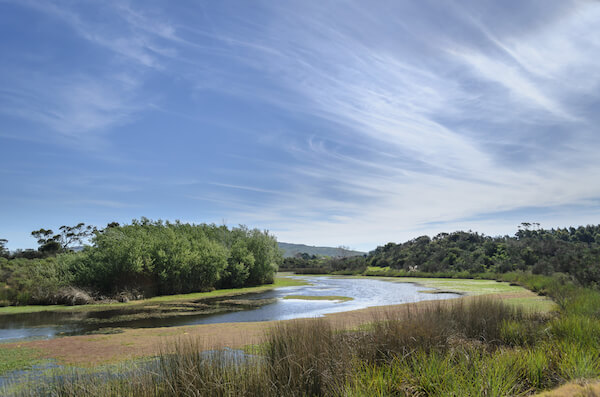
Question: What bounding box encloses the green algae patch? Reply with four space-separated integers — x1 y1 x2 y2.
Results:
352 276 526 296
503 296 556 313
0 346 48 375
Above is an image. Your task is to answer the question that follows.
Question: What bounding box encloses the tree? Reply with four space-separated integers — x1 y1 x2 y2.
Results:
57 223 94 250
31 223 94 254
222 240 254 288
0 238 8 258
31 228 61 254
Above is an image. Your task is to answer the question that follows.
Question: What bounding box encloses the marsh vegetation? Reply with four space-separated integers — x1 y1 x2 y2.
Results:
5 273 599 396
3 223 600 396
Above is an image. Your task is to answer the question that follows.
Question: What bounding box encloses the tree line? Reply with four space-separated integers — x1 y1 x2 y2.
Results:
283 223 600 287
0 219 282 305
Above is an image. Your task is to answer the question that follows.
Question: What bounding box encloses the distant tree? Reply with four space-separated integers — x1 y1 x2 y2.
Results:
31 223 94 254
31 228 61 255
56 223 95 250
336 245 353 258
0 238 8 258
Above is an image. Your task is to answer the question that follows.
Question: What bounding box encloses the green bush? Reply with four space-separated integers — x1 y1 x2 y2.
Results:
0 220 282 305
0 256 69 305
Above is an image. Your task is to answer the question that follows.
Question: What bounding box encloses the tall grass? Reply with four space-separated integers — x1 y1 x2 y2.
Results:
265 319 353 396
8 292 600 396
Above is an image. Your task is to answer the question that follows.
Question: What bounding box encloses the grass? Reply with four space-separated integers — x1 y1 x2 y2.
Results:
502 296 556 312
0 275 309 315
5 272 598 396
391 277 525 295
0 347 47 376
8 297 567 396
345 270 526 296
283 295 353 302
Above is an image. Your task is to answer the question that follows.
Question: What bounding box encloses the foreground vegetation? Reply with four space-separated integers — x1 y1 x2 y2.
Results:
0 219 282 306
2 272 599 396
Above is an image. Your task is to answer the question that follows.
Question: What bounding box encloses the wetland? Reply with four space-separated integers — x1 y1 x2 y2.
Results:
0 275 459 343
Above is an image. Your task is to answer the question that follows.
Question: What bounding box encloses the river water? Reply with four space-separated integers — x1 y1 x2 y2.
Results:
0 276 459 343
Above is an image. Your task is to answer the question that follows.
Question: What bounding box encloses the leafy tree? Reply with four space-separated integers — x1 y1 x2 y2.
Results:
31 223 94 255
221 240 253 288
0 239 8 258
56 223 95 250
31 229 61 255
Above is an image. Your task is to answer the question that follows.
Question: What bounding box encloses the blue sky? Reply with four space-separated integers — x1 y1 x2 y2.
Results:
1 0 600 251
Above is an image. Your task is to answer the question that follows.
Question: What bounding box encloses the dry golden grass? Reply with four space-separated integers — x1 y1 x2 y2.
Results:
537 381 600 396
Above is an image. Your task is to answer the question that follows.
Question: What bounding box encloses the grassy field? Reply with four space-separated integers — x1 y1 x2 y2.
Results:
0 275 309 316
0 347 46 376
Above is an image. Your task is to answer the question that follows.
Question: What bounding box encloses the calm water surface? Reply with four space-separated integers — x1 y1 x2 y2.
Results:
0 276 459 343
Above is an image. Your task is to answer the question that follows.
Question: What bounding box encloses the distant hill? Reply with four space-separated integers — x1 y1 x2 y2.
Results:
278 242 365 258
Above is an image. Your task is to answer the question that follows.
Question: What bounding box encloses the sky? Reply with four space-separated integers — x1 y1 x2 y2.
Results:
1 0 600 252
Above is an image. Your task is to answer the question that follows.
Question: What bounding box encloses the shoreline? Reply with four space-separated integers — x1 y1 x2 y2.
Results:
0 275 309 316
0 288 542 366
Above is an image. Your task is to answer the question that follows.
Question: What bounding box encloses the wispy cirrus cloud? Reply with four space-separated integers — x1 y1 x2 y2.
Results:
2 0 600 250
181 0 600 248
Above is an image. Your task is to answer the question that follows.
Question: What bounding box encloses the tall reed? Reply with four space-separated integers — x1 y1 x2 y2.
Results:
9 296 598 396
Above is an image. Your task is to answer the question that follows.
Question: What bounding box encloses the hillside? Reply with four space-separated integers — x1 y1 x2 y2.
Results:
278 242 365 258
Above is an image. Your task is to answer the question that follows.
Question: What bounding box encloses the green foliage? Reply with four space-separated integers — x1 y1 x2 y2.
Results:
70 220 281 296
0 256 71 305
1 219 281 305
221 240 254 288
557 341 600 380
10 297 571 397
0 238 8 258
301 224 600 287
31 223 94 255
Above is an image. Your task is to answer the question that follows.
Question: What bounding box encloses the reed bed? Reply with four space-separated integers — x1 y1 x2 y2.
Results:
7 293 600 396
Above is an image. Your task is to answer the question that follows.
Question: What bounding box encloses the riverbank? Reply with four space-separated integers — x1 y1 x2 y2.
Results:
0 275 308 316
3 289 565 397
0 277 543 366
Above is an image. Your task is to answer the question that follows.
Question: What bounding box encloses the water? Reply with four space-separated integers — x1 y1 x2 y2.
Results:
0 276 459 343
186 276 458 324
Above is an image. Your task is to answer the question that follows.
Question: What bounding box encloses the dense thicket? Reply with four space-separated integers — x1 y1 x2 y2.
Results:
0 257 70 305
366 224 600 285
0 219 282 305
287 224 600 286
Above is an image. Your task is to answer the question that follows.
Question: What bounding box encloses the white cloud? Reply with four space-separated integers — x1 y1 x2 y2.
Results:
192 0 600 248
0 73 145 145
3 0 600 249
